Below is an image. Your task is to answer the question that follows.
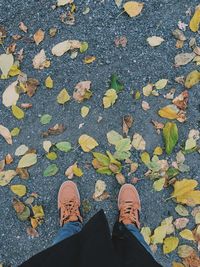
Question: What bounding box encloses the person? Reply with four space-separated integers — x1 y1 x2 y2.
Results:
20 181 162 267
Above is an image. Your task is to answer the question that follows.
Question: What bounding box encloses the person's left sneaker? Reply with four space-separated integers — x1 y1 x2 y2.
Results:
58 181 83 226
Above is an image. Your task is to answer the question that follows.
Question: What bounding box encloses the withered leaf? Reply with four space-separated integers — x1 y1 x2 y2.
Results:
172 90 189 110
27 226 39 238
16 167 29 179
42 124 65 137
123 114 133 135
25 78 39 97
12 198 25 213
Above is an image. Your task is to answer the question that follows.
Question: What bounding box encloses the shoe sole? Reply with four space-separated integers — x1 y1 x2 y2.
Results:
118 184 141 211
57 181 80 209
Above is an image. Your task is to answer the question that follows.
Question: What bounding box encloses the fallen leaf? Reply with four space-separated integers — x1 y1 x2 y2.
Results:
143 83 153 96
172 29 187 41
52 40 81 56
11 105 25 120
163 122 178 155
32 205 44 219
16 168 29 179
46 152 57 160
142 100 150 110
18 153 37 168
15 145 29 156
114 36 128 47
56 141 71 152
93 180 106 199
79 134 98 152
116 173 125 185
178 245 194 258
80 42 89 53
180 229 195 241
110 74 124 93
11 127 20 137
84 56 96 64
189 5 200 32
19 22 28 33
154 79 168 90
5 154 13 164
65 163 83 179
40 114 52 125
73 81 92 102
123 1 144 17
175 53 195 66
151 225 167 244
10 184 27 197
26 226 39 238
141 227 151 245
158 104 179 119
185 70 200 89
0 170 17 186
2 81 19 107
57 0 73 7
43 141 52 153
153 146 163 155
57 88 71 104
172 90 189 110
45 76 53 89
132 133 145 151
147 36 165 47
43 164 59 177
42 124 65 137
123 114 133 135
172 262 185 267
25 78 39 97
153 178 165 191
81 106 90 118
183 251 200 267
0 53 14 77
115 0 123 8
140 151 150 165
33 29 45 45
175 205 189 217
174 218 189 229
0 125 12 144
103 89 118 108
32 49 47 69
107 131 123 145
12 198 25 213
163 237 179 254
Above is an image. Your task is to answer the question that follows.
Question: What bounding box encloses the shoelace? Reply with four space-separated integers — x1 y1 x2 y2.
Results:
60 197 81 225
120 201 138 224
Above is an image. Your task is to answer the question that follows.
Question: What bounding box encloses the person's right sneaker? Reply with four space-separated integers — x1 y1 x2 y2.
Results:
118 184 141 228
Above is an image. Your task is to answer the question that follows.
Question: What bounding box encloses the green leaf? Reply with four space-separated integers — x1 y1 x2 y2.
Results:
17 206 30 221
141 151 151 165
80 42 89 53
110 74 124 93
43 164 59 177
40 114 52 125
106 151 121 167
166 167 179 178
107 130 123 145
56 141 71 152
115 138 131 152
92 152 110 167
18 153 37 168
114 150 131 160
163 122 178 155
12 105 24 120
97 167 112 175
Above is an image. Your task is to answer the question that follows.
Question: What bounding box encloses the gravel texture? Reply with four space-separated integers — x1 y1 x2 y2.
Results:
0 0 200 266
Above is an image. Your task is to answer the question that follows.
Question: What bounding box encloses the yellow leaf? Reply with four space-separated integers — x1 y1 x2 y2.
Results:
45 76 53 89
180 229 195 241
78 134 98 152
163 237 179 254
140 151 150 165
32 205 44 218
81 106 90 118
8 64 21 77
185 70 200 89
11 105 25 120
33 29 45 45
84 56 96 64
151 225 167 244
153 178 165 192
123 1 144 17
158 104 179 119
57 88 70 104
141 227 151 245
172 179 198 198
154 79 168 90
72 164 83 177
189 5 200 32
177 190 200 206
10 184 27 197
143 83 153 96
46 152 57 160
178 245 194 258
0 170 17 186
172 262 185 267
153 146 163 155
103 89 118 109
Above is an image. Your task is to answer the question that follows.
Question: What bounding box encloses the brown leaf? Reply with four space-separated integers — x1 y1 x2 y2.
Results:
116 173 125 185
32 49 47 69
114 36 128 47
16 167 29 179
7 42 16 54
12 198 25 213
60 12 75 25
42 124 65 137
172 90 189 110
123 114 133 135
17 48 24 62
5 154 13 164
33 29 45 45
0 25 6 43
172 29 187 41
19 22 28 33
151 120 164 130
26 226 39 238
73 81 92 102
20 103 33 109
183 251 200 267
12 34 22 41
25 78 39 97
131 177 139 184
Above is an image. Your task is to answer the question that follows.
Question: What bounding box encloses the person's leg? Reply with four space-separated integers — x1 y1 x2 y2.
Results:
52 181 83 245
53 221 82 245
117 184 153 255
